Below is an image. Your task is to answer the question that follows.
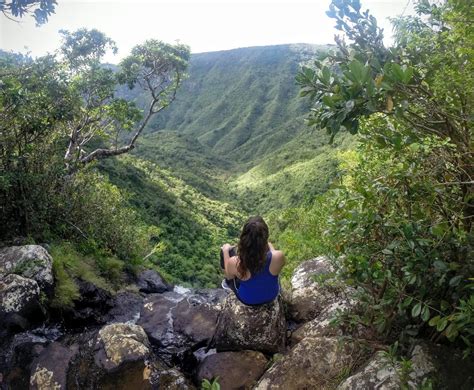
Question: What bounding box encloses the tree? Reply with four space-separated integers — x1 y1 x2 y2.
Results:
60 29 191 171
297 0 472 225
0 29 190 238
296 0 473 351
1 0 57 25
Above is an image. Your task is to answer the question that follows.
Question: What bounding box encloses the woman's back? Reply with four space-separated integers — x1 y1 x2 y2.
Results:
237 251 279 305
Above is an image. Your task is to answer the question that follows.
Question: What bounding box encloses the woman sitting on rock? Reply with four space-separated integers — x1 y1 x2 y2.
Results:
220 216 285 305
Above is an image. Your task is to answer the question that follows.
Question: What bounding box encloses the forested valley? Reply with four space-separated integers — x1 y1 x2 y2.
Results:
1 0 473 383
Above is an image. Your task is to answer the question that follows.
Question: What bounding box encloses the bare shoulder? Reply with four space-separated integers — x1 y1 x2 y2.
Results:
271 250 285 264
269 250 285 275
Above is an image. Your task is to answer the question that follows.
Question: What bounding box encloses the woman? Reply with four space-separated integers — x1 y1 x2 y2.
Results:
220 216 285 305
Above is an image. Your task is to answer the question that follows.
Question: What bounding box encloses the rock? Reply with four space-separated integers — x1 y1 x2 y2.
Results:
0 326 62 389
288 256 346 322
149 365 195 390
291 300 349 344
0 245 53 290
212 294 286 354
255 337 363 389
106 291 144 323
66 324 150 389
337 343 438 390
62 279 113 328
290 298 367 345
136 269 172 293
197 350 268 390
30 342 77 390
0 274 43 337
138 289 225 360
64 323 194 390
94 323 151 372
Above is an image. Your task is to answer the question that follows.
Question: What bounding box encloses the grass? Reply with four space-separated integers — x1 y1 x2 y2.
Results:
49 242 122 309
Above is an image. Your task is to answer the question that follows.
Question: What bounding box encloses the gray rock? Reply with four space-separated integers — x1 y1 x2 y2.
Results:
64 323 195 389
106 291 144 323
137 269 172 293
0 245 53 290
0 274 43 336
138 289 225 359
290 297 368 345
94 323 151 372
255 337 362 389
288 256 345 322
337 343 437 390
197 350 268 390
212 293 286 354
62 278 113 327
30 342 77 390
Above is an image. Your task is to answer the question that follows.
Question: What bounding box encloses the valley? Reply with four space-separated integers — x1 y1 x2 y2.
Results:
105 44 353 286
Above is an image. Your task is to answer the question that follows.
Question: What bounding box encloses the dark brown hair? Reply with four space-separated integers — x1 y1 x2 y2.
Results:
237 216 269 277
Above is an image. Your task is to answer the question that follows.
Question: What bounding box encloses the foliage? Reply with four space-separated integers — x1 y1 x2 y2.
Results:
0 29 189 247
100 155 245 287
59 29 190 170
201 377 220 390
60 169 158 264
291 0 473 353
297 0 472 156
49 241 123 309
0 0 57 25
328 123 473 347
0 53 72 238
134 44 326 164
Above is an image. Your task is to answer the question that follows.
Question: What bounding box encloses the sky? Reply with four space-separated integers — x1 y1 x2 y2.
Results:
0 0 414 63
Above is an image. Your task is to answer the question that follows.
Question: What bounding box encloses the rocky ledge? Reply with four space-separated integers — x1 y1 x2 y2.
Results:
1 246 473 389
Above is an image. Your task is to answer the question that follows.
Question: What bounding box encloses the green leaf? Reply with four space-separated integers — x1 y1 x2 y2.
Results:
391 63 405 82
321 66 331 85
445 323 459 341
449 275 463 287
348 60 366 83
421 305 430 322
433 260 447 271
412 302 422 318
436 317 448 332
429 315 440 326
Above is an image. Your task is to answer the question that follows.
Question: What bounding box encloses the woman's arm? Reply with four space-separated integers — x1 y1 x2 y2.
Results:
221 243 237 279
269 250 285 276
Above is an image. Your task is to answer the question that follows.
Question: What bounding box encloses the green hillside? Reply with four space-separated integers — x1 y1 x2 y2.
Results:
100 155 244 287
141 44 330 164
128 44 352 216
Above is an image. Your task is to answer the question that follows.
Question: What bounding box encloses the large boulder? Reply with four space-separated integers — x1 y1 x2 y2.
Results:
337 344 437 390
106 291 144 324
197 350 268 390
290 298 368 345
0 245 53 290
65 323 194 389
94 323 151 372
338 342 474 390
0 274 43 337
212 294 286 354
255 337 363 389
30 342 78 390
61 278 114 328
1 328 60 390
136 269 172 293
287 256 345 322
138 289 225 360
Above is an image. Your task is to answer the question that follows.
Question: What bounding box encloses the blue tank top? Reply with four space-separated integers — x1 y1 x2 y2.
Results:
236 251 279 305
